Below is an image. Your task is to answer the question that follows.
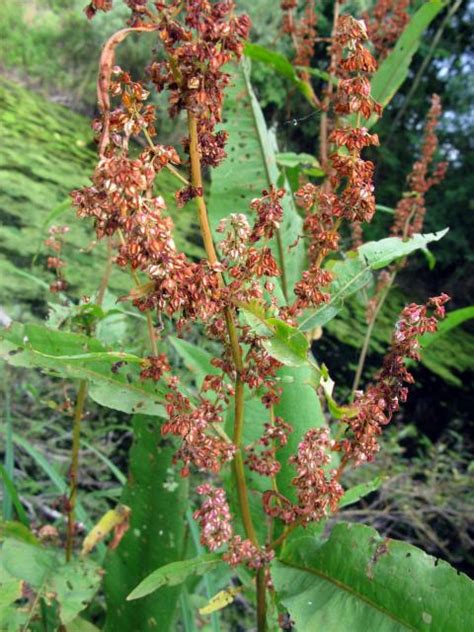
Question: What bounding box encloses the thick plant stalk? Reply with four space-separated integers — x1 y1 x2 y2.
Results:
187 112 265 628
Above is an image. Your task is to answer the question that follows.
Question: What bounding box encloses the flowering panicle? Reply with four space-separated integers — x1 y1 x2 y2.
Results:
148 1 250 176
367 95 447 319
74 0 451 598
391 94 447 238
193 484 233 550
163 384 235 477
263 427 343 526
245 415 292 477
330 15 381 222
364 0 410 61
338 295 449 465
289 16 381 316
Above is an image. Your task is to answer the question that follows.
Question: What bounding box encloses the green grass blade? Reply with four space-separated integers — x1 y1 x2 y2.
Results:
6 432 89 528
81 440 126 485
0 463 29 526
179 588 198 632
2 380 13 520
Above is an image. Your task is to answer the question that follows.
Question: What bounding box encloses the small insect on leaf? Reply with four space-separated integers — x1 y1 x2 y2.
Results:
81 504 131 555
198 587 241 616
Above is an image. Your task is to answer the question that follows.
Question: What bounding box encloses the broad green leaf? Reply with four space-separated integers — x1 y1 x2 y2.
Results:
275 366 327 504
2 539 101 625
358 228 448 269
273 522 474 631
239 300 274 336
104 415 187 632
0 323 167 417
364 0 446 127
244 43 314 104
239 304 310 367
338 477 386 509
127 554 223 601
299 230 448 331
262 319 309 367
209 60 306 294
168 336 219 390
276 152 321 169
0 557 26 632
0 521 38 546
66 618 102 632
0 561 22 609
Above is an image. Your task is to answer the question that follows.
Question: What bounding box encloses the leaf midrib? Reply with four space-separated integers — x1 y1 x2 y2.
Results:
278 558 415 631
1 347 166 411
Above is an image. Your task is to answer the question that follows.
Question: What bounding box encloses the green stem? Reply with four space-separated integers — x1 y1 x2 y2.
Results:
276 229 289 302
65 379 88 562
256 568 267 632
65 241 114 561
351 271 396 397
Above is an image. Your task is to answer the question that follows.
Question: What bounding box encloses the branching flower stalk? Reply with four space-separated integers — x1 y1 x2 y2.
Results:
71 1 451 627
